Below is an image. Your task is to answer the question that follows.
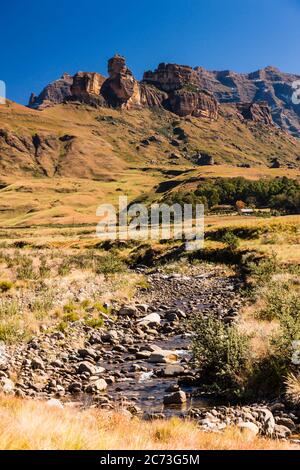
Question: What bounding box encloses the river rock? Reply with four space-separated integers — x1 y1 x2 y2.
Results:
257 408 276 436
118 306 138 317
86 378 107 393
148 349 179 364
237 422 259 436
137 313 161 327
76 361 96 375
163 390 186 405
46 398 64 409
275 417 295 431
162 364 185 377
1 377 14 394
274 424 292 439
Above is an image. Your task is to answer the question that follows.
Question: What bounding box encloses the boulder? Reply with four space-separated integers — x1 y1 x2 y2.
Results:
148 349 179 364
88 378 108 392
31 357 45 370
162 364 185 377
274 424 292 439
76 361 96 375
237 422 259 436
138 313 161 327
163 390 186 405
118 306 139 317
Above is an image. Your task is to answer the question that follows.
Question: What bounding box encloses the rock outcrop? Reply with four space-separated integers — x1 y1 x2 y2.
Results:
143 63 218 119
143 63 200 92
236 101 274 126
101 55 167 110
27 55 300 136
166 87 218 118
29 73 73 110
101 55 140 108
196 66 300 137
70 72 106 106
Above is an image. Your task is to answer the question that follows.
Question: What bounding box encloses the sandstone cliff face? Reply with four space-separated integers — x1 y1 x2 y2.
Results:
143 63 200 92
143 63 218 119
101 55 168 110
101 55 138 108
29 73 73 109
236 102 274 126
27 56 300 135
166 88 218 119
70 72 107 106
71 72 105 97
196 66 300 137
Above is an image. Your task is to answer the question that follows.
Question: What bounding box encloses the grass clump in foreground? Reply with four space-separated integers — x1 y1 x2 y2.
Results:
0 396 296 450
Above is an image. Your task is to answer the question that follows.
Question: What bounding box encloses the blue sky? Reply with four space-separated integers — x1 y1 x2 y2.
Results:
1 0 299 104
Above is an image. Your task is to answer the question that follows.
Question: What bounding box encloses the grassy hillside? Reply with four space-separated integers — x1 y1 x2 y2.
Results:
0 100 299 226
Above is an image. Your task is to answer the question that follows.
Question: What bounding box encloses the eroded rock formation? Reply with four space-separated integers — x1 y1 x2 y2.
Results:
143 63 200 92
29 73 73 110
236 102 274 126
27 55 299 133
100 55 167 110
143 63 218 119
70 72 106 106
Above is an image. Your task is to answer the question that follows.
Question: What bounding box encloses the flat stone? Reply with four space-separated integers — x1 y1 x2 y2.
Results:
148 350 179 364
162 364 185 377
138 313 161 327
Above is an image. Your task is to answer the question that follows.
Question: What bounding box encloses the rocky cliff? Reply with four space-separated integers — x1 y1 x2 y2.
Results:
29 73 73 110
196 66 300 137
236 102 274 126
27 56 300 134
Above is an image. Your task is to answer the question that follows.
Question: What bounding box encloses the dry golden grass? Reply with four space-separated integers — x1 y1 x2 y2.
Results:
0 396 297 450
285 374 300 406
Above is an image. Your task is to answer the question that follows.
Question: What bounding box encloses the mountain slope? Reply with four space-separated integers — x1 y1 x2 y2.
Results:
196 66 300 137
1 99 300 180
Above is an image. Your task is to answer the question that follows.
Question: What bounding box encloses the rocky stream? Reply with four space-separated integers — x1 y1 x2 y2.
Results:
1 265 299 441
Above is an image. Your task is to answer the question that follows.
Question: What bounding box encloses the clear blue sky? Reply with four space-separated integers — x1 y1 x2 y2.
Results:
1 0 299 104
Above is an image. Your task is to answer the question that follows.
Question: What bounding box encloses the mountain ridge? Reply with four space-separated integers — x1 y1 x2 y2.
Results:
27 56 300 138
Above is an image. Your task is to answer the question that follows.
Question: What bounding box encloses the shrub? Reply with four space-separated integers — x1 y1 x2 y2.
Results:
190 313 251 392
0 280 13 293
221 231 240 251
39 256 51 279
16 257 36 280
95 254 126 276
285 373 300 405
258 282 300 321
58 261 71 276
84 317 104 329
63 311 79 323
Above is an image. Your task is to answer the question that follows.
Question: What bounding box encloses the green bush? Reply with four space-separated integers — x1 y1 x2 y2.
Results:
221 231 240 251
84 317 104 328
190 313 251 392
16 257 36 280
258 282 300 321
95 254 126 276
0 280 14 293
